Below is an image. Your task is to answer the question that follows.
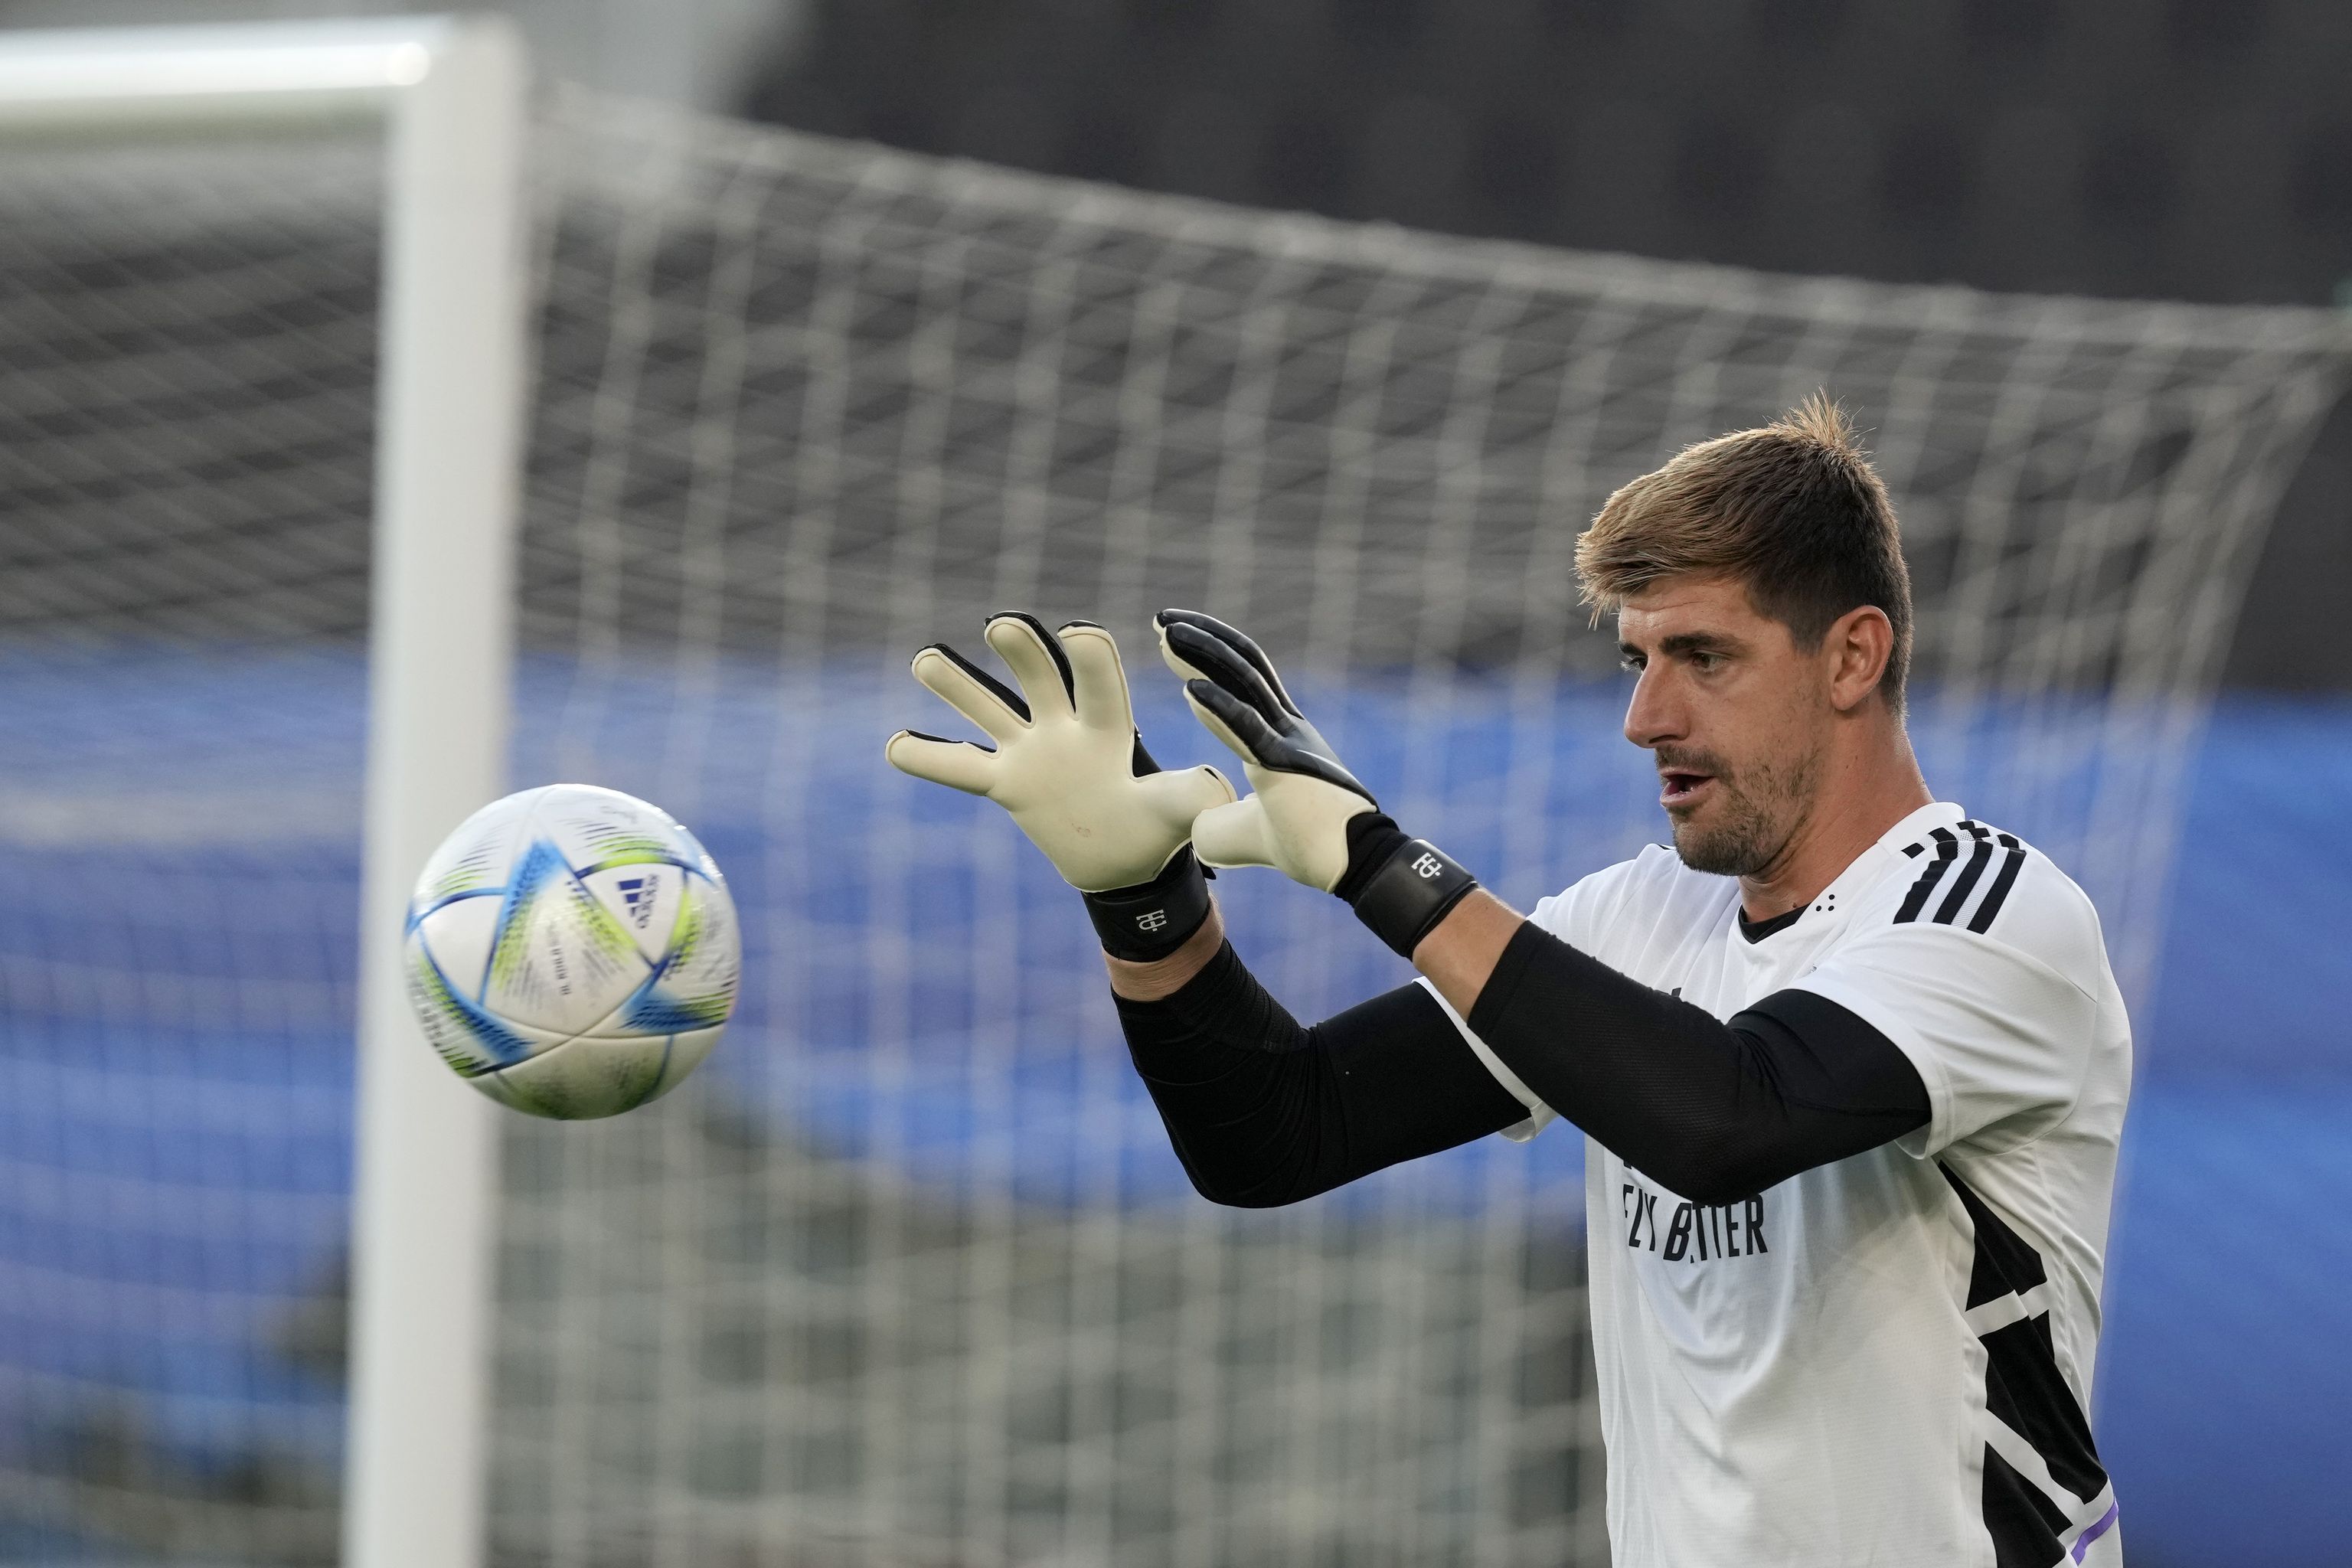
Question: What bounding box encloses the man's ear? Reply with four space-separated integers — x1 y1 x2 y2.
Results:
1824 605 1894 713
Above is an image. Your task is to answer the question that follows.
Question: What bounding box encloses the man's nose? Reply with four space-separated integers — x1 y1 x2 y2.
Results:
1623 667 1682 750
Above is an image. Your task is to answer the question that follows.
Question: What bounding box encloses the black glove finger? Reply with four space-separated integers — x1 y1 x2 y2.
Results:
1157 609 1300 717
1165 620 1292 730
1193 681 1378 803
1187 678 1286 769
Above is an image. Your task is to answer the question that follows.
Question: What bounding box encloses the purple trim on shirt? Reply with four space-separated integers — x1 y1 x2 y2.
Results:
2070 1501 2119 1561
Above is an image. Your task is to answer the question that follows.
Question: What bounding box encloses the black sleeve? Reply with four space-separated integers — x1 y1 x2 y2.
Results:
1116 942 1527 1208
1466 920 1931 1205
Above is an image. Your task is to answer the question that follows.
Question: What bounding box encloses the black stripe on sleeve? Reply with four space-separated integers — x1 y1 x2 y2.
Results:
1894 827 1961 923
1933 822 1998 925
1981 1446 2071 1568
1941 1163 2048 1306
1984 1314 2109 1506
1968 833 2030 934
1945 1161 2111 1557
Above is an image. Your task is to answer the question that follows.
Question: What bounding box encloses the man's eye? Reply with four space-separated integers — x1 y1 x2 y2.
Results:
1619 654 1644 672
1690 652 1725 672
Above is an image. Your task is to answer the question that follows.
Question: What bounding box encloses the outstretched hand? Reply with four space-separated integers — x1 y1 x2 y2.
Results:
1155 609 1380 893
887 613 1234 894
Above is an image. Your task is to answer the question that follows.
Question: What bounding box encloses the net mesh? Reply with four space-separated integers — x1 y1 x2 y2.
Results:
0 84 2344 1568
0 128 381 1568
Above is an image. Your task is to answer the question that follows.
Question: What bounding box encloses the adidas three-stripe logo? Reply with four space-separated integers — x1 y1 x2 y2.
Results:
1896 822 2026 933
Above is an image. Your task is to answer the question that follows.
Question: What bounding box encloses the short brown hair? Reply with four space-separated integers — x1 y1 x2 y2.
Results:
1576 394 1913 709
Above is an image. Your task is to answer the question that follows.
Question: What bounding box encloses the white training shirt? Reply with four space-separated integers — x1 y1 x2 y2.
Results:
1426 802 2130 1568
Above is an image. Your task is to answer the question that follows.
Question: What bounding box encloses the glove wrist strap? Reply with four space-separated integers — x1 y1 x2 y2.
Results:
1341 820 1480 959
1085 847 1214 962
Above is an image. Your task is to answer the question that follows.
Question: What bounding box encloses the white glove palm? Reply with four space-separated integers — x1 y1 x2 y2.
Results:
887 613 1235 893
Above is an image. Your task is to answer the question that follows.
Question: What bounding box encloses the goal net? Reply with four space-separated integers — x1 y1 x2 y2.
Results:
0 80 2344 1568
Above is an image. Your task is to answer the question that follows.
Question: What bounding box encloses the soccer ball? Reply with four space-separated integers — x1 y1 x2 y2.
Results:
402 782 740 1119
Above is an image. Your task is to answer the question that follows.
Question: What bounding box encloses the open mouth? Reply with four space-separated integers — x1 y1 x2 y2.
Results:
1659 770 1713 809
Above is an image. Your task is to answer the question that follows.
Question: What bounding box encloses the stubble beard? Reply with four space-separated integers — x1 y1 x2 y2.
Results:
1667 746 1821 879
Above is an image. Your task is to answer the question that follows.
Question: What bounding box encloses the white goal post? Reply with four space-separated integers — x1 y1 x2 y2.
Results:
0 18 527 1568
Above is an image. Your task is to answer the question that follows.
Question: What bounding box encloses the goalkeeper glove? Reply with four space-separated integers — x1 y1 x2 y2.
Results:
1156 608 1480 959
886 612 1236 960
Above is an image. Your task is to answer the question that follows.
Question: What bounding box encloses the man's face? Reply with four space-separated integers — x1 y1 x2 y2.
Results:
1617 575 1831 878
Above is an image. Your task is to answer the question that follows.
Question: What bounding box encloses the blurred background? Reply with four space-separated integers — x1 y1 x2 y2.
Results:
1 3 2347 1566
18 0 2346 678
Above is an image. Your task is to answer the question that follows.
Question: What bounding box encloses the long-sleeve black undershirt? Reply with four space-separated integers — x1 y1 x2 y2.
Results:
1117 922 1930 1210
1118 942 1525 1207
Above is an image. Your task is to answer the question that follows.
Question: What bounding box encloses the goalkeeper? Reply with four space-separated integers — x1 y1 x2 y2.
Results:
886 399 2128 1568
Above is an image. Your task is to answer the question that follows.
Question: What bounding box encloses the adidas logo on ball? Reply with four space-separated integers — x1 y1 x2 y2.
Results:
403 783 739 1120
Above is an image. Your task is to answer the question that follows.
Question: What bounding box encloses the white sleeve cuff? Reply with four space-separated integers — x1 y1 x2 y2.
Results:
1415 977 1556 1142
